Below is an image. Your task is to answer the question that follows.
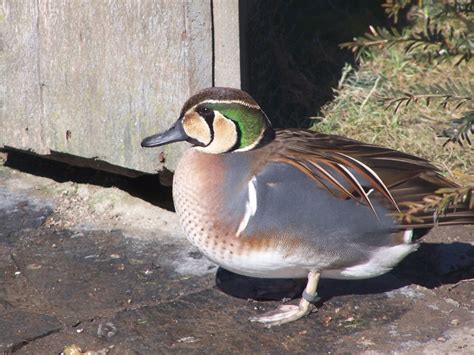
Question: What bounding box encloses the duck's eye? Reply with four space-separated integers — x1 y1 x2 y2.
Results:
197 106 214 124
199 106 211 115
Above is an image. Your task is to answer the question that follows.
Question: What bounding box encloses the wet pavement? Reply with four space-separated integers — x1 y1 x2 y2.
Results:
0 162 473 354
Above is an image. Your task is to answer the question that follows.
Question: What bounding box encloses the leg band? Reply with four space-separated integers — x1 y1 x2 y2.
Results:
302 290 320 304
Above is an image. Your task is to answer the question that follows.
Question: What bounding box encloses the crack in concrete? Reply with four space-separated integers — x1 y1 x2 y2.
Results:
10 327 62 353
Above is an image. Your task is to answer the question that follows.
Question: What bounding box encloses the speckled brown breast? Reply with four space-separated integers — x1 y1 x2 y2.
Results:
173 149 239 259
172 148 312 278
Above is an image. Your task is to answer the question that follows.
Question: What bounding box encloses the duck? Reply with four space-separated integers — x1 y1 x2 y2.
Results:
141 87 473 326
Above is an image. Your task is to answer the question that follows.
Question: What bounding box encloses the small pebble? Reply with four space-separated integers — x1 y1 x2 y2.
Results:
445 298 460 307
97 322 117 338
26 263 42 270
177 336 197 343
323 315 333 326
451 319 460 326
84 255 99 259
357 337 375 346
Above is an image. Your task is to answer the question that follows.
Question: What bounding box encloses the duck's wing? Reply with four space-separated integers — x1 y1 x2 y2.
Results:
262 129 473 228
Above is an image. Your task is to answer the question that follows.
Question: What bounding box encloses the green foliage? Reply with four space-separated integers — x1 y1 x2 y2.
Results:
383 80 474 146
382 0 413 23
341 1 473 66
314 1 473 181
335 0 474 149
385 80 473 112
315 0 474 214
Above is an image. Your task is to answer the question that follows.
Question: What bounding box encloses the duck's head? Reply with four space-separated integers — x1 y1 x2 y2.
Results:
141 87 273 154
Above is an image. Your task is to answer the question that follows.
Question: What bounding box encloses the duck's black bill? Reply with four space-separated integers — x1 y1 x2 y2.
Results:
141 120 188 148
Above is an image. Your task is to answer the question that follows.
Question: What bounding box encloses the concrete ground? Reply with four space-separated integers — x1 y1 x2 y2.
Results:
0 153 473 354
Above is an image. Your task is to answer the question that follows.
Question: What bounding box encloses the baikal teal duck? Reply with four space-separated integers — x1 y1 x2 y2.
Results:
141 87 474 326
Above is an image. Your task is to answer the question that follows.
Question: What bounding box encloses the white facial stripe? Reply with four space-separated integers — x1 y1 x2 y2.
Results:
192 99 260 110
236 177 258 237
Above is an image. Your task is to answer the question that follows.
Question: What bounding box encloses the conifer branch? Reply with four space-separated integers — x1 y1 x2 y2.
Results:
397 185 474 225
384 80 473 112
341 18 473 65
383 81 474 146
381 0 412 24
440 111 474 146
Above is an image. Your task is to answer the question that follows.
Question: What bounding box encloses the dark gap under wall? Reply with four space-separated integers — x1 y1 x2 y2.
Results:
2 149 174 212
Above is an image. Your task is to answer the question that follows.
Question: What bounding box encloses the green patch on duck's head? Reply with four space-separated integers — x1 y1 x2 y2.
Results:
180 87 273 153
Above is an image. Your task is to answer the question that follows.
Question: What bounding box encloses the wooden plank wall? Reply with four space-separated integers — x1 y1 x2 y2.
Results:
0 0 240 175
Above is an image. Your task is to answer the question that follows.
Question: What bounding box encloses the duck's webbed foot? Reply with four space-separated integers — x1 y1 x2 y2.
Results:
249 271 321 327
